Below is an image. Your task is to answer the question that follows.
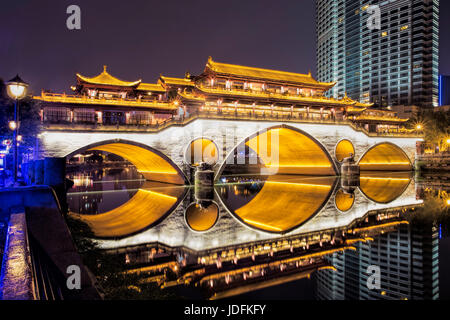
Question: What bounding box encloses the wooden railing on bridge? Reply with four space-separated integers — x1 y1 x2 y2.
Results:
42 110 421 138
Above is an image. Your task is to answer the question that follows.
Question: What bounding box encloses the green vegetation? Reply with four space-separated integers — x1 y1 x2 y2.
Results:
66 216 180 300
0 78 41 155
407 110 450 152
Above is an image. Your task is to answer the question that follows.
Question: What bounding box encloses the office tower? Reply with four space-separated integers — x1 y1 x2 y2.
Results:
316 0 439 108
316 223 439 300
439 75 450 106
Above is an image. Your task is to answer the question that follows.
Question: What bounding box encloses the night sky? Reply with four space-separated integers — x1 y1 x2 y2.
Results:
0 0 449 94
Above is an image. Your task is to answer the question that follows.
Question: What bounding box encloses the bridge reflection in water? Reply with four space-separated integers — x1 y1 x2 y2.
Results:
67 167 425 299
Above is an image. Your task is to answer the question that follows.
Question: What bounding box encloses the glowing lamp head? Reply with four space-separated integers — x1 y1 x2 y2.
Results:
6 75 28 100
8 121 17 131
416 124 422 130
446 138 450 144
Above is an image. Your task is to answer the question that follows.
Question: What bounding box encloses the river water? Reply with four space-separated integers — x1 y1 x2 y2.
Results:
67 167 450 300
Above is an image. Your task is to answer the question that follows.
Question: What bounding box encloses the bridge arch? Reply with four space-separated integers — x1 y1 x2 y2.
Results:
358 173 412 204
69 182 187 239
217 176 338 234
357 142 412 171
184 137 219 167
215 124 338 179
66 139 188 185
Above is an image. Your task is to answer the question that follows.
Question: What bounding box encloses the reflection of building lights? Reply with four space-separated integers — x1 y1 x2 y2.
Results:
8 121 17 130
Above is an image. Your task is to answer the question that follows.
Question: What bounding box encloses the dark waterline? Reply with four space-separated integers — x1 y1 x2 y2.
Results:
67 167 450 300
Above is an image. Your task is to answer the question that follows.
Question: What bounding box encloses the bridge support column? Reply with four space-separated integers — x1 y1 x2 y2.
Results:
34 160 44 185
44 157 67 211
194 163 214 204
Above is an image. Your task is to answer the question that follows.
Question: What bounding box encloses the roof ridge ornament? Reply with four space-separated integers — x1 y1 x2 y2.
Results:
103 65 108 73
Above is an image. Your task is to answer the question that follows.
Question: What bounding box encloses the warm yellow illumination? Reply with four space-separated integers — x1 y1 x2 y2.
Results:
69 183 186 238
138 189 178 201
185 202 219 232
359 173 411 203
352 221 409 233
87 143 185 185
7 84 27 99
8 121 17 131
34 92 176 110
230 176 336 232
359 143 412 171
265 181 332 189
335 139 355 162
245 127 336 176
77 66 142 87
206 56 335 89
186 138 219 166
335 189 354 212
242 219 283 232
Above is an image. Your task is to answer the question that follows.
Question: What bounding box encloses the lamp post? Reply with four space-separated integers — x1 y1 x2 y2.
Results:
6 75 28 183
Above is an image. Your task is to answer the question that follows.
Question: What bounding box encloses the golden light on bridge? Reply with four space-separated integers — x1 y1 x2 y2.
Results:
335 139 355 162
245 127 336 176
229 175 336 233
87 142 186 185
185 138 219 167
335 189 355 212
359 173 411 203
185 202 219 232
358 143 412 171
69 182 186 238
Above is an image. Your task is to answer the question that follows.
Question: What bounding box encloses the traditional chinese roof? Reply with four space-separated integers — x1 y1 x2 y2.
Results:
205 57 336 89
34 92 177 110
159 75 194 87
136 83 166 92
77 66 142 87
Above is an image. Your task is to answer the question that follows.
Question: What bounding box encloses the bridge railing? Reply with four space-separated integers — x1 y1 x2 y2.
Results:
42 110 421 138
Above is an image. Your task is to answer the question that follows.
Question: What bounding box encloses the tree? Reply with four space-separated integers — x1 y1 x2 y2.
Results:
406 109 450 152
0 78 41 160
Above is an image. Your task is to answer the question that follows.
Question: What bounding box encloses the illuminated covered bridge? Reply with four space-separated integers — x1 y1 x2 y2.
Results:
39 118 420 184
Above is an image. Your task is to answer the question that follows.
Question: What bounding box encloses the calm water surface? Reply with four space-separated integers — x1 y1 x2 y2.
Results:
67 167 450 300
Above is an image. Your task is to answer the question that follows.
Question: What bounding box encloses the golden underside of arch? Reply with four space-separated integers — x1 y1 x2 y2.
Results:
336 140 355 162
70 182 186 238
335 189 355 212
88 143 185 185
185 202 219 232
233 175 336 232
359 144 412 171
245 128 336 176
359 172 411 203
188 139 218 166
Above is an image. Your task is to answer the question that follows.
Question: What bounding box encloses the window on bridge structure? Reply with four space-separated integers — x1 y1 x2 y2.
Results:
129 111 151 125
43 107 71 123
74 108 96 124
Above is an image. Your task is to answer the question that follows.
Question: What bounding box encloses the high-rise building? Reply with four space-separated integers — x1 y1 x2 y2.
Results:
316 0 439 109
439 75 450 106
316 223 440 300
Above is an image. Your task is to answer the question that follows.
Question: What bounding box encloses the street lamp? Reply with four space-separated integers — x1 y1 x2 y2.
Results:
6 75 28 183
